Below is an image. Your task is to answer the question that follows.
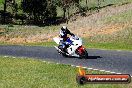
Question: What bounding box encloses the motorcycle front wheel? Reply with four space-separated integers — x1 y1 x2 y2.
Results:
80 50 88 59
75 49 88 59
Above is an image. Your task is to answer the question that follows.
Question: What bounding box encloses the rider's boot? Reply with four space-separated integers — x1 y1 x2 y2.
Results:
63 47 68 54
58 45 63 54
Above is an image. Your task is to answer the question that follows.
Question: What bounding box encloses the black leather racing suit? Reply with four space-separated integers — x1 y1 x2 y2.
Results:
59 28 74 53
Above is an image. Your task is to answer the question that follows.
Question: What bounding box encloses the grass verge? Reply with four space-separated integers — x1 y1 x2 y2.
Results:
0 41 132 51
25 41 132 51
0 56 132 88
84 42 132 50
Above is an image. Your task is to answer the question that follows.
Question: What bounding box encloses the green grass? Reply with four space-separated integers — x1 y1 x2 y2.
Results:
84 42 132 50
24 39 132 51
0 40 132 51
0 39 131 51
101 9 132 24
83 28 132 50
25 42 57 47
0 56 131 88
0 24 60 38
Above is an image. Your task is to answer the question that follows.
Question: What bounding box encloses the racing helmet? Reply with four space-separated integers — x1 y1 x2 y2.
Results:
61 26 67 31
60 26 67 37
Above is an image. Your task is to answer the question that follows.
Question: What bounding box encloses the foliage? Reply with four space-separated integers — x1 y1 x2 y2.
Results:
0 0 132 25
55 0 80 18
21 0 57 24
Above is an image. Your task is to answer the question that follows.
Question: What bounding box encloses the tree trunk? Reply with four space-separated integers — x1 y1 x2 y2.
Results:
3 0 7 24
86 0 88 10
66 7 70 24
63 7 66 18
97 0 100 12
86 0 87 6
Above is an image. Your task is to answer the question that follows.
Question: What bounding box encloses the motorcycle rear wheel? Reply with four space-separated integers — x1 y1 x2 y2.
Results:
62 53 68 57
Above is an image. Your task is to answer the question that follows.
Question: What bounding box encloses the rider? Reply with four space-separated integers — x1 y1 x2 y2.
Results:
59 26 74 53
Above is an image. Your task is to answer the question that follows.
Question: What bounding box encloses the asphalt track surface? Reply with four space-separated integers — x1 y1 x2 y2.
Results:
0 45 132 75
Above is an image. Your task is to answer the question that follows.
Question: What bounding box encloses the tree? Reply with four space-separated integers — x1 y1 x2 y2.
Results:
3 0 7 24
21 0 57 24
55 0 80 19
46 0 57 18
3 0 17 24
86 0 89 10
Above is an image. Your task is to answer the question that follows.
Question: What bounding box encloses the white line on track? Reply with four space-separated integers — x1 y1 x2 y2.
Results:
93 69 99 71
71 65 75 67
82 67 87 69
67 64 125 75
87 68 93 70
76 66 80 67
100 70 105 72
4 56 8 58
56 63 60 64
110 72 116 74
105 71 110 73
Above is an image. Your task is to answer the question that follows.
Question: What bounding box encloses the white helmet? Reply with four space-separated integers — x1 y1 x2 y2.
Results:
61 26 67 31
62 26 67 29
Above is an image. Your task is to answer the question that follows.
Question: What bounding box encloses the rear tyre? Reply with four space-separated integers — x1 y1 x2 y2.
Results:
62 53 68 57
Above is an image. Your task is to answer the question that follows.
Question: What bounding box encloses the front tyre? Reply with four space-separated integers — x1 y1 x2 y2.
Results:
79 50 88 59
76 46 88 59
84 50 88 59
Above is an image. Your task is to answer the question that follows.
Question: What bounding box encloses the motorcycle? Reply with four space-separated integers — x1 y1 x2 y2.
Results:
53 35 88 59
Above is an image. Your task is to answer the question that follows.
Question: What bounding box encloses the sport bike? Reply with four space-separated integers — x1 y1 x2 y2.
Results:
53 35 88 59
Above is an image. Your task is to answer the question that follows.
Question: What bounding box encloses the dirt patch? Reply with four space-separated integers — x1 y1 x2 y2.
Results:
71 23 129 38
0 28 5 33
0 32 58 44
64 3 132 37
0 23 128 44
97 23 129 35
